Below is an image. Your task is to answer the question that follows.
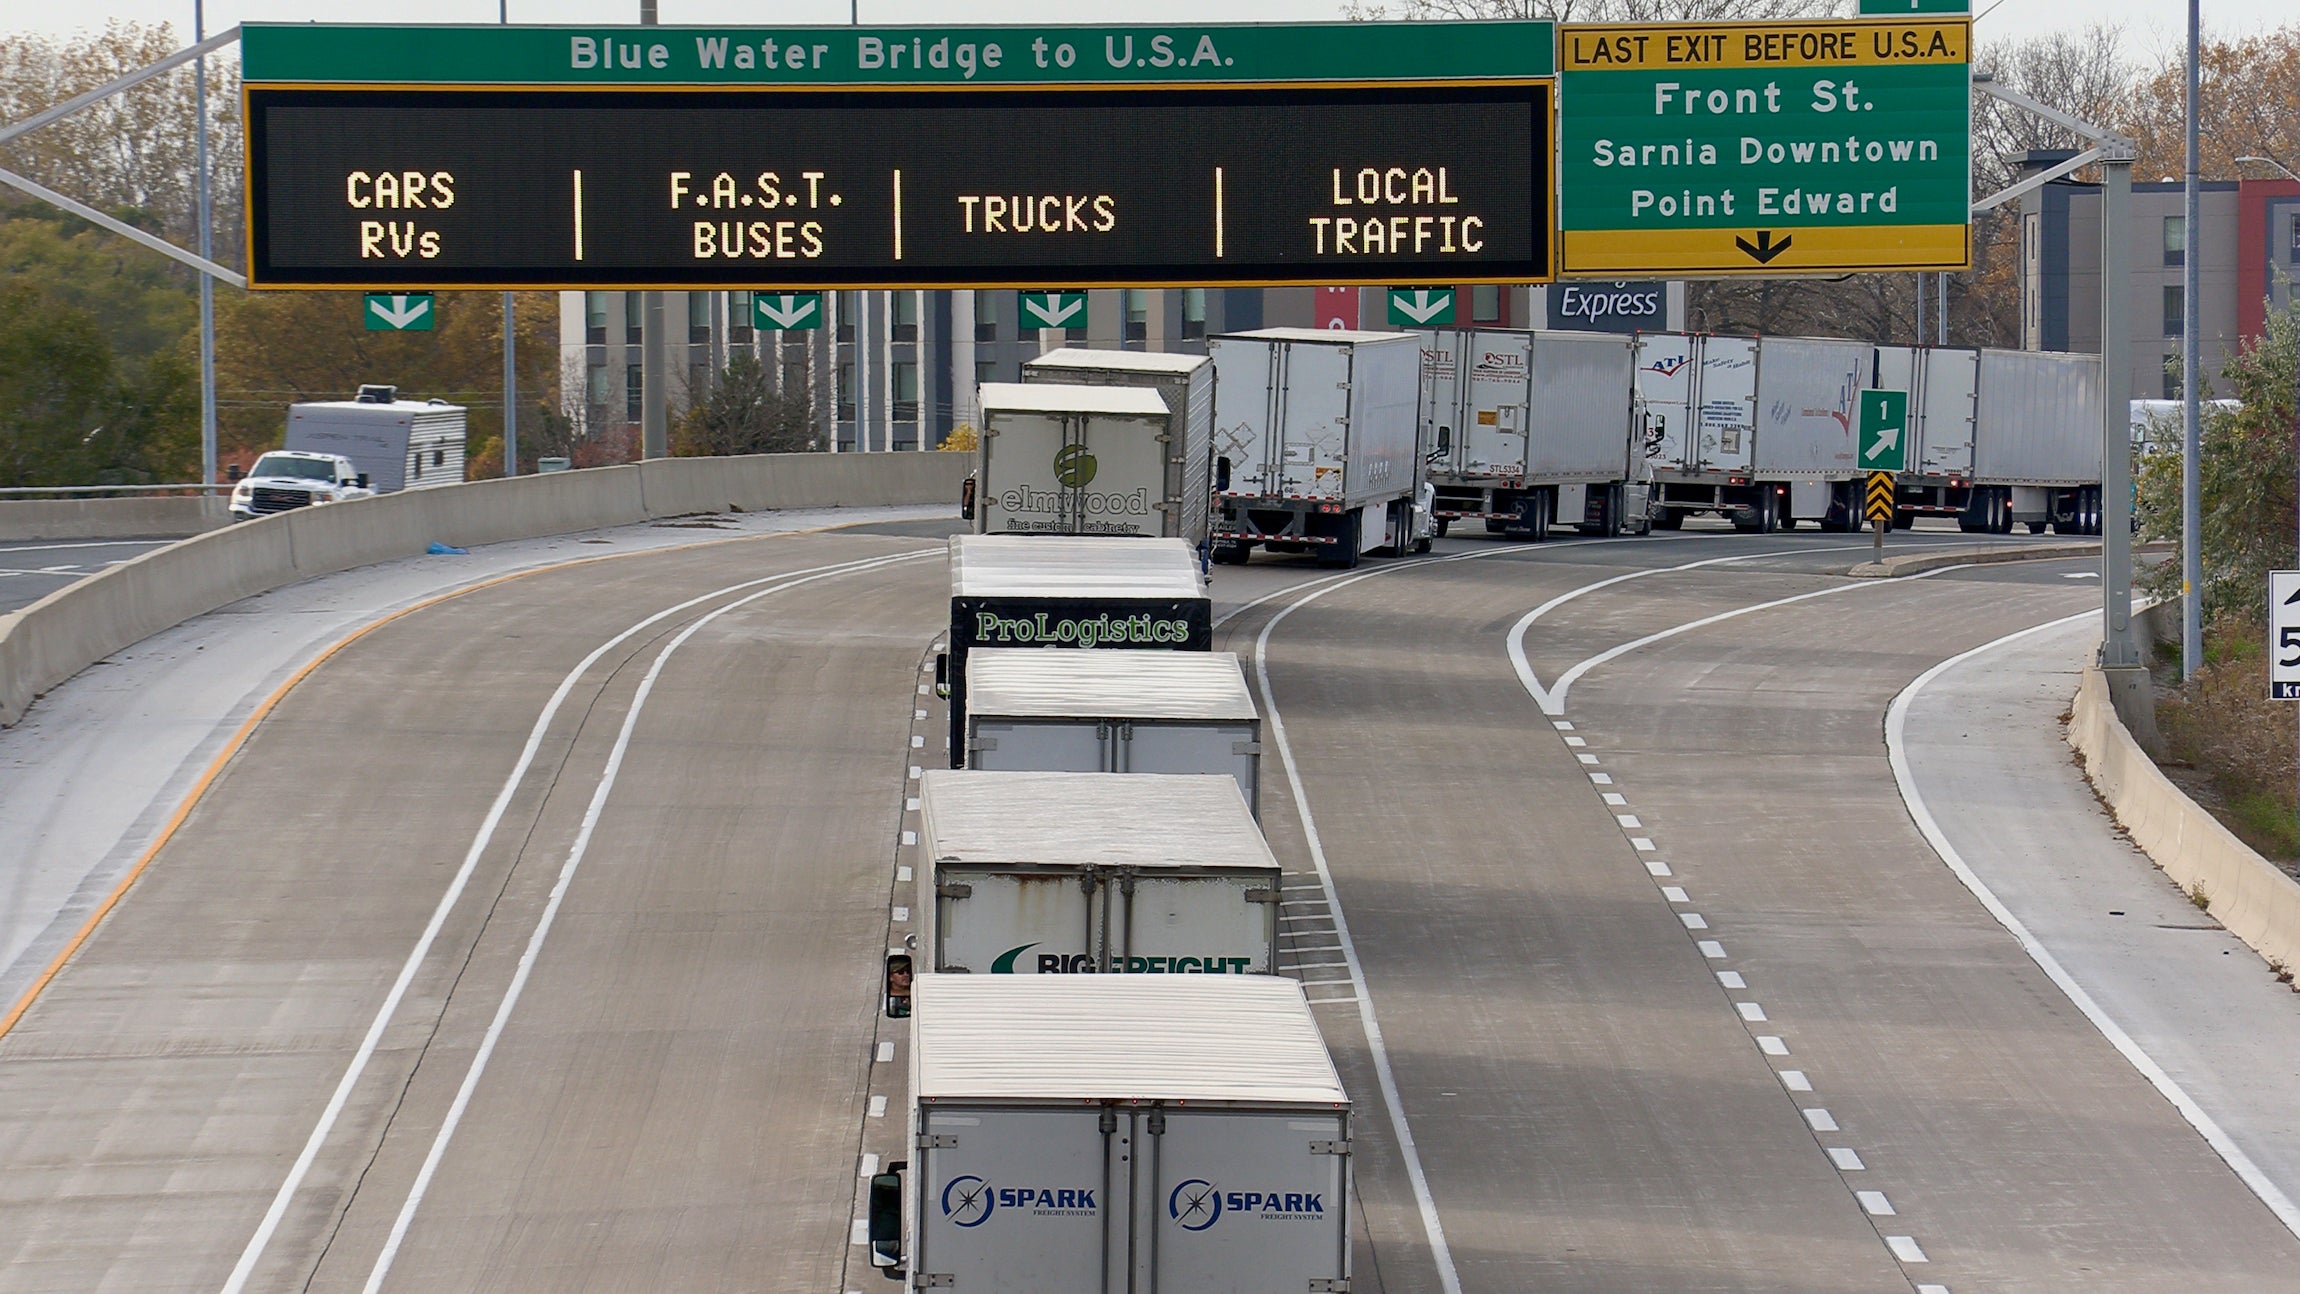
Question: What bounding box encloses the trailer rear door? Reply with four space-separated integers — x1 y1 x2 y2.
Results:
917 1106 1117 1293
1418 331 1469 475
1112 872 1278 975
1694 336 1759 473
1459 331 1533 476
934 870 1094 975
1146 1109 1351 1292
968 720 1108 775
1279 340 1354 501
1634 333 1698 472
1916 348 1979 477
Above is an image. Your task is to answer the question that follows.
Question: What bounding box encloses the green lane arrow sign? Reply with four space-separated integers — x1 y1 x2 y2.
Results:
1387 287 1455 326
1557 15 1972 277
1857 388 1909 473
753 292 822 330
1020 291 1087 330
364 293 435 330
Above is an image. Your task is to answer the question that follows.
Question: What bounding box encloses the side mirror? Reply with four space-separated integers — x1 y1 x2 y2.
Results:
356 474 371 489
869 1163 907 1273
885 953 912 1019
227 464 245 483
1213 455 1231 493
933 652 950 700
1434 426 1452 456
959 475 977 521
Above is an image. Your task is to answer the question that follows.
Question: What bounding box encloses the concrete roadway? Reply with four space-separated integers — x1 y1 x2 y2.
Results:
3 520 2297 1291
0 539 174 614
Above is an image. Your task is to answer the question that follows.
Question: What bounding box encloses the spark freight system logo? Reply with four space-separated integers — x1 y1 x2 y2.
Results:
1168 1178 1327 1230
939 1174 1098 1227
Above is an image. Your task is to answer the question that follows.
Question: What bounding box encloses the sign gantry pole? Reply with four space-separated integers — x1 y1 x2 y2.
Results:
638 0 668 461
502 0 517 477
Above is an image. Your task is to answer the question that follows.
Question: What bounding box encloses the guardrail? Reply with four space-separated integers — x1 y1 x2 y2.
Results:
0 484 215 495
0 452 966 726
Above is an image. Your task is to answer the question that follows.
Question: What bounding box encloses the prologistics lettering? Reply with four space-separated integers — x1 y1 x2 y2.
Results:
971 611 1195 646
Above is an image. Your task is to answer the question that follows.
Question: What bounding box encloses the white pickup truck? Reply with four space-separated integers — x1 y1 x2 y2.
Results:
228 450 374 522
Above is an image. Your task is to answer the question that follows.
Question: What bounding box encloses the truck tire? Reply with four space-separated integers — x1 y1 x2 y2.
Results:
1210 538 1252 565
1317 513 1362 569
1514 491 1551 543
1579 485 1619 537
1653 508 1683 531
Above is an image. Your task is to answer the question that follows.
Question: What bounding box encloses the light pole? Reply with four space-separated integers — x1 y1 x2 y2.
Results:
2181 0 2201 680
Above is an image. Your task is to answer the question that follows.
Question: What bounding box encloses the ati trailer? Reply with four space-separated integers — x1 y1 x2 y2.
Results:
914 770 1281 977
1419 328 1650 540
868 974 1351 1292
962 648 1262 816
941 535 1210 767
1207 328 1433 567
1635 332 1770 531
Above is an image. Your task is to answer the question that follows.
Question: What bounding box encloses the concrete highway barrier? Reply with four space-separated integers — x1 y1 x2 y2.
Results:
2069 664 2300 978
1846 540 2101 579
0 452 966 726
0 496 231 542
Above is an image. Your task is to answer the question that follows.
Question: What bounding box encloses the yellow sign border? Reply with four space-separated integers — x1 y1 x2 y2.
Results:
1562 223 1968 276
1560 17 1970 71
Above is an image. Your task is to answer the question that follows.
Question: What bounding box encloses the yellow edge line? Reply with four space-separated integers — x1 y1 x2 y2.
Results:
0 515 914 1043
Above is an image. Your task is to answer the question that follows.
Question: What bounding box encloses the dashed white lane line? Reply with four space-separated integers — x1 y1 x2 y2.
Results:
1552 720 1574 730
1857 1190 1896 1216
1590 772 1614 785
1699 940 1727 960
905 797 919 811
1629 836 1657 851
1736 1002 1767 1022
1917 1284 1951 1294
1644 860 1673 877
895 865 911 883
868 1095 887 1119
849 1220 869 1246
1563 735 1588 747
1678 913 1708 930
907 765 921 779
1780 1070 1813 1092
1614 814 1642 828
1804 1109 1840 1132
1660 886 1689 903
1830 1147 1867 1171
875 1042 895 1063
860 1153 879 1178
900 830 916 846
891 906 909 923
1757 1035 1788 1055
1601 792 1629 806
1577 753 1600 765
912 708 926 720
1885 1235 1928 1263
908 735 923 748
1717 971 1746 989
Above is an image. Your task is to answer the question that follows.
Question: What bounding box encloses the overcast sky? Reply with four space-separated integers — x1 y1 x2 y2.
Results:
4 0 2290 64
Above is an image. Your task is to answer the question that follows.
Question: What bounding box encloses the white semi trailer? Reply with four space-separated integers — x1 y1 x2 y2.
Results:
1636 332 1766 530
1419 328 1649 540
1207 328 1432 567
1874 346 2107 533
867 975 1352 1292
1011 348 1218 550
972 383 1178 540
915 770 1281 977
962 648 1261 815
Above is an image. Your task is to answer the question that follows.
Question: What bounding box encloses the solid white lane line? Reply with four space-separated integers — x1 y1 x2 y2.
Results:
1830 1147 1867 1171
1885 1235 1928 1263
358 556 928 1291
1886 609 2300 1240
217 548 930 1294
1255 566 1466 1294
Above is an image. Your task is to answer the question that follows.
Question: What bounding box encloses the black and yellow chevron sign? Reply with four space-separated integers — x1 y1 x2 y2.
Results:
1864 472 1897 525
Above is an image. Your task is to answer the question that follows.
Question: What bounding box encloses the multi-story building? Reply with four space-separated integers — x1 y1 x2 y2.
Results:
561 282 1688 453
2018 164 2298 400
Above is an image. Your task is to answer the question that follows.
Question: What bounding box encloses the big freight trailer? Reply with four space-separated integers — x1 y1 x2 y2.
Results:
973 383 1177 539
1419 328 1649 540
963 648 1261 815
1873 346 2106 533
285 386 466 493
1207 328 1432 567
915 770 1281 976
1014 348 1217 549
867 974 1352 1291
943 535 1211 767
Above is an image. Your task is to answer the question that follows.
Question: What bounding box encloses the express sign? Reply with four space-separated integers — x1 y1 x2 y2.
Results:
1557 17 1971 277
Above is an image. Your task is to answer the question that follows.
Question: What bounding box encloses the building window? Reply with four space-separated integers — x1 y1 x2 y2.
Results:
585 291 608 345
976 360 1001 388
1472 284 1502 322
838 362 856 421
625 364 643 422
1124 289 1149 343
2162 215 2184 267
894 361 920 421
2162 285 2183 338
893 291 920 342
586 360 611 412
2289 214 2299 263
688 292 712 343
729 291 754 343
1182 288 1207 341
837 292 856 342
976 292 999 342
624 292 643 345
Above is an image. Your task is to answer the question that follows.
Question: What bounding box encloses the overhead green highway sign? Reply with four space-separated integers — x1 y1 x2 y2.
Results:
1020 291 1087 329
1387 287 1455 326
1557 16 1971 277
240 21 1555 86
363 292 434 330
752 292 821 330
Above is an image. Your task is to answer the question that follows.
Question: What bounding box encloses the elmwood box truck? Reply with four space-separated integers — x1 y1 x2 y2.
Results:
943 535 1211 767
1418 328 1649 540
1013 348 1218 549
916 770 1281 976
1207 328 1432 567
962 648 1262 815
973 383 1177 538
868 975 1352 1291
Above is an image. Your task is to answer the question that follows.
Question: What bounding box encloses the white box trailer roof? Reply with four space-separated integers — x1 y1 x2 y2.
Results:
1021 349 1218 547
981 382 1170 417
912 974 1346 1105
919 770 1272 875
948 533 1204 601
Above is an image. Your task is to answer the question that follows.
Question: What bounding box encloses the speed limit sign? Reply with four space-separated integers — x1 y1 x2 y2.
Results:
2273 571 2300 700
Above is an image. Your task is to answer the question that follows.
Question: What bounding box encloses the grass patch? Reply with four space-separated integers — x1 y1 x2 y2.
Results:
2155 618 2300 870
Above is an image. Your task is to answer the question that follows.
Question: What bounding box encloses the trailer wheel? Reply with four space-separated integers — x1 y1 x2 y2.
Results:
1653 508 1683 531
1210 538 1253 565
1579 485 1621 537
2027 520 2049 535
1317 513 1362 569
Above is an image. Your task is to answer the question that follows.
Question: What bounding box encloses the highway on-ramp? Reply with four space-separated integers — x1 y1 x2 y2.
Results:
1 519 2294 1292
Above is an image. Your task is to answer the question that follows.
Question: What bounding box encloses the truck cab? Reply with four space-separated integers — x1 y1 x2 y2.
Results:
228 450 373 521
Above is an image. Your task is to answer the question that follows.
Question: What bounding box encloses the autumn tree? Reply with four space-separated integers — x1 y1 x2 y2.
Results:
2121 25 2300 185
672 353 820 457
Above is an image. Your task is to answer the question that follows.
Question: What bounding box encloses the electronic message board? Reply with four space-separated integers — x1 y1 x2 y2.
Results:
239 23 1558 290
